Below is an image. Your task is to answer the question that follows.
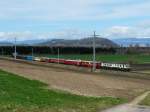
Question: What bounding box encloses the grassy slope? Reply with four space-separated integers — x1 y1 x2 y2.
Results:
0 69 126 112
37 54 150 64
140 94 150 106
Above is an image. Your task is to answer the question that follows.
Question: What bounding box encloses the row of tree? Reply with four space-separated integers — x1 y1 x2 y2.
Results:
0 46 116 55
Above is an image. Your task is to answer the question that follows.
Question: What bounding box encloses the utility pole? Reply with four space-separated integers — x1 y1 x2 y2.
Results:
57 47 60 64
92 31 96 72
14 37 17 60
91 31 100 72
32 47 34 57
1 47 3 56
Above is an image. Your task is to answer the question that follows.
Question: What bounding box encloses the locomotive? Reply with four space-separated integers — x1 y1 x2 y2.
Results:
101 62 130 71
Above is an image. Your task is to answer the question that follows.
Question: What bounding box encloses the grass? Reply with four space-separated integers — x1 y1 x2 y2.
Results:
37 54 150 64
140 93 150 106
0 69 126 112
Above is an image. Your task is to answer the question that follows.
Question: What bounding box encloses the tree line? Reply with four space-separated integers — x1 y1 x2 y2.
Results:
0 46 116 55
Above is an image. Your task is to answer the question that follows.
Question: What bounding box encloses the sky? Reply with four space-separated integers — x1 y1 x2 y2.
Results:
0 0 150 41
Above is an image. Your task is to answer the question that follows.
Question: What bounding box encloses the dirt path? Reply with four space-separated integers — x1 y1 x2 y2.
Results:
101 91 150 112
0 59 150 99
130 91 150 105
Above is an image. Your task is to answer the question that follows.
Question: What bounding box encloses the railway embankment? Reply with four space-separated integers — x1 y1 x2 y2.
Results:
0 57 150 80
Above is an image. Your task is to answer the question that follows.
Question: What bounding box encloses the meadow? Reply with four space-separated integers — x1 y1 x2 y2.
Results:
37 54 150 64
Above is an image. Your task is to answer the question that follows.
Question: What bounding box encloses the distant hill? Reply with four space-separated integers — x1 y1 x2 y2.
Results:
0 39 47 46
0 38 118 47
0 42 13 46
112 38 150 47
16 39 47 45
37 37 118 47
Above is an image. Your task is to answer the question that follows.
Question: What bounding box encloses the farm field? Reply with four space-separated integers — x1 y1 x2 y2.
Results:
0 59 150 111
37 54 150 64
0 70 126 112
0 59 150 99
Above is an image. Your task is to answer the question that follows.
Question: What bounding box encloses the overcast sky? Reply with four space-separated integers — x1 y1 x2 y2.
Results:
0 0 150 41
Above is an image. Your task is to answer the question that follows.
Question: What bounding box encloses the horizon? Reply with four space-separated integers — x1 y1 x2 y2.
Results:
0 36 150 43
0 0 150 41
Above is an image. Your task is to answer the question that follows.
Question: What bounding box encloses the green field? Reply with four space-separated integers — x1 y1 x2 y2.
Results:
140 93 150 106
0 69 126 112
37 54 150 64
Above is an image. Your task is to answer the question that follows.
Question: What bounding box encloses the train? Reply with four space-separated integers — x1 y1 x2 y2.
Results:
12 54 131 71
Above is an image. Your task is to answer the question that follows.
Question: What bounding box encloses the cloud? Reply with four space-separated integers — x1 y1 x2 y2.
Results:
0 0 149 21
0 0 150 40
0 31 34 41
0 23 150 41
98 0 150 20
0 29 89 41
103 24 150 38
104 26 137 38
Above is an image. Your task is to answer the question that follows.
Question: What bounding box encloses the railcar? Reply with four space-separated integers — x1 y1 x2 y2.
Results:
34 57 41 61
64 60 81 66
79 61 101 69
34 57 48 62
80 61 92 68
101 62 131 71
47 58 65 64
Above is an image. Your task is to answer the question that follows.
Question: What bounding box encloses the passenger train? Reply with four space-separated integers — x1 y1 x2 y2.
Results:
12 54 131 71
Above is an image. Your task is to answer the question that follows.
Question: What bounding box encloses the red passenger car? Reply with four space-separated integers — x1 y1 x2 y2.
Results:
64 60 81 66
80 61 101 69
47 58 65 64
80 61 93 68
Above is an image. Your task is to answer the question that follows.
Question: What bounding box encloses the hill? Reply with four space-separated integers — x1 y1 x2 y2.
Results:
38 37 118 47
112 38 150 47
16 39 47 45
0 42 13 46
